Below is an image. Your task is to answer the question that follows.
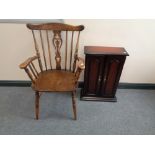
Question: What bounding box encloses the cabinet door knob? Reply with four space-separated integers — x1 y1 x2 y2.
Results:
104 77 107 82
98 75 101 82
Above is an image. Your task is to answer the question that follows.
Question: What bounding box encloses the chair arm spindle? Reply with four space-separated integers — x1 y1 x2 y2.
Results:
74 57 85 81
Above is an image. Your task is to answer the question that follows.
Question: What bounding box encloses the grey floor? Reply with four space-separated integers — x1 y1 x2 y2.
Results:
0 87 155 135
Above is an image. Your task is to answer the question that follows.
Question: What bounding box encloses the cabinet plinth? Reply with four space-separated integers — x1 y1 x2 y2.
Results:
80 46 129 102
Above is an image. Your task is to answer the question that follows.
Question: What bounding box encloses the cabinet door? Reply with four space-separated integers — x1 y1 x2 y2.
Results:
83 55 103 96
101 56 126 97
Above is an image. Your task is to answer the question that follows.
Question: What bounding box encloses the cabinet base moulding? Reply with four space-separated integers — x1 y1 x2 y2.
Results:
80 89 117 102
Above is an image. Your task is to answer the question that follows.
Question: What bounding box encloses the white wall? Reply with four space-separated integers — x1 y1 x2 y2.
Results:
0 19 155 83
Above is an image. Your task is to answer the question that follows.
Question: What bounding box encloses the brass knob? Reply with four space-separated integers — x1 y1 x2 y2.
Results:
104 77 107 82
98 75 101 82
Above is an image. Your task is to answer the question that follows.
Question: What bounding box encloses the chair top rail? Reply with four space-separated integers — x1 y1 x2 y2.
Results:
27 23 84 31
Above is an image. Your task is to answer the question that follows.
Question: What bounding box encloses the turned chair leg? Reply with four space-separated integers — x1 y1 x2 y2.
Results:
72 91 77 120
35 91 40 120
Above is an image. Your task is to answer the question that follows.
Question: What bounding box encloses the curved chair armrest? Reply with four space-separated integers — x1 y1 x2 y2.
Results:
77 57 85 70
19 55 38 69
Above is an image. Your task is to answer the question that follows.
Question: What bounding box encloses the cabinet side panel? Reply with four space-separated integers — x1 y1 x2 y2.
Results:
112 57 126 96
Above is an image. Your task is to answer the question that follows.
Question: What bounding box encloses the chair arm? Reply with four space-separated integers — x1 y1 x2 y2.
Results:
19 55 38 69
76 57 85 70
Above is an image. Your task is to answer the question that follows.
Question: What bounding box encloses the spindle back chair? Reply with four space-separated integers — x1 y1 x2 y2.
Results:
19 23 85 120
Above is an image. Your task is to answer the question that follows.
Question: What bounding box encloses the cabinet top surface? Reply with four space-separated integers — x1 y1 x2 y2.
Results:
84 46 129 56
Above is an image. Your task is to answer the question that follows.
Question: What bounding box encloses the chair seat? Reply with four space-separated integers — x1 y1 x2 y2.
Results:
32 70 76 92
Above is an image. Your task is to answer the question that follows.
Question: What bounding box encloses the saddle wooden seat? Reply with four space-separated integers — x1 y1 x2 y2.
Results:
32 70 76 92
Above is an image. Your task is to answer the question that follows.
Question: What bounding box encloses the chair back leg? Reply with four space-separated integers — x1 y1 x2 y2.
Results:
35 91 40 120
72 91 77 120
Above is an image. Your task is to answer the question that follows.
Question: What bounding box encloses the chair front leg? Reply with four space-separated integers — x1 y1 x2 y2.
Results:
35 91 40 120
72 91 77 120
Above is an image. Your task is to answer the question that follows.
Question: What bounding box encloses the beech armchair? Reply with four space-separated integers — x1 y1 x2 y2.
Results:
19 23 85 120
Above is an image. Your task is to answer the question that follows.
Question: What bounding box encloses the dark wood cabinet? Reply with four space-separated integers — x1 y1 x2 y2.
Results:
80 46 129 102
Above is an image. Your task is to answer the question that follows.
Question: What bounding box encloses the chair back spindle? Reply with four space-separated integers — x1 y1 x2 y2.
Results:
40 30 48 71
69 31 74 71
32 30 43 72
73 31 80 73
65 31 68 71
46 30 52 69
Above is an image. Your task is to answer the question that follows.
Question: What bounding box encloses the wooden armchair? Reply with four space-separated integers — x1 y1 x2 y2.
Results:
19 23 85 120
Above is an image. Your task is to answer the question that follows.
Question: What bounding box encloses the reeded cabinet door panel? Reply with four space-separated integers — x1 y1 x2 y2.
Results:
84 56 103 96
101 56 126 97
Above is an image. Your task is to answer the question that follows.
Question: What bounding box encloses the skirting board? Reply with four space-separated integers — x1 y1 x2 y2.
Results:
0 81 155 89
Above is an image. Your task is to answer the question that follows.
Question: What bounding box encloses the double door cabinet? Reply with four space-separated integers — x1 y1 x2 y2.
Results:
80 46 129 102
